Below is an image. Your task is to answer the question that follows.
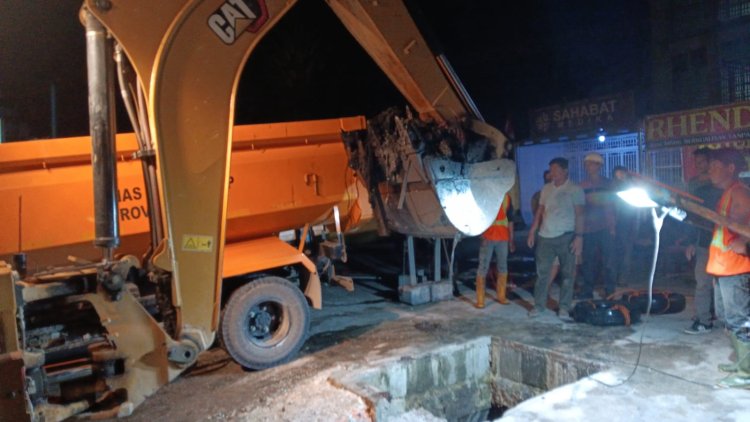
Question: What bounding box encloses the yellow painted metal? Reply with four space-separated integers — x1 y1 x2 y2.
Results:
83 290 182 414
87 0 301 341
0 262 19 354
80 2 186 100
326 0 468 124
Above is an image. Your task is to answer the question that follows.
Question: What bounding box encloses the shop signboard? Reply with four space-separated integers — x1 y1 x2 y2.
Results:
645 101 750 149
529 93 635 142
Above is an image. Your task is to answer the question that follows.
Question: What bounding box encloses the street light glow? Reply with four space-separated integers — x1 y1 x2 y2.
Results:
617 187 658 208
617 187 687 221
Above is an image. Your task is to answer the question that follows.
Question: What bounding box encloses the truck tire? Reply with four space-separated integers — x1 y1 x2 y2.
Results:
221 277 310 370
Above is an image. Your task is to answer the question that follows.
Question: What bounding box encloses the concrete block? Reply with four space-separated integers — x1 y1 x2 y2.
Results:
429 355 445 387
399 284 431 305
549 359 580 388
375 397 406 422
521 348 547 389
465 340 491 380
444 381 492 421
494 340 524 383
492 377 543 408
410 380 491 421
406 356 435 396
387 362 408 399
547 353 603 389
430 280 454 302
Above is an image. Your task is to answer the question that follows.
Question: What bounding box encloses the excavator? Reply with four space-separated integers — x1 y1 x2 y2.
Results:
0 1 515 420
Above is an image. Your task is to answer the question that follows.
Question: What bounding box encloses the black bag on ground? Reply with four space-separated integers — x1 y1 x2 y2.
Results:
619 290 686 315
571 300 642 326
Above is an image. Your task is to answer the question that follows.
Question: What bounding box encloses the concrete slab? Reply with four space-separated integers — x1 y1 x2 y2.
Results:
113 269 750 422
429 280 454 302
399 283 431 305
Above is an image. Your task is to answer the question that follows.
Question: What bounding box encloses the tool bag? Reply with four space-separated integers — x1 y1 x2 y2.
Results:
619 290 686 315
571 299 641 326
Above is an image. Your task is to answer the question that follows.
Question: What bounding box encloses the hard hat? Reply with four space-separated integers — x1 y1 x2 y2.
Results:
584 152 604 164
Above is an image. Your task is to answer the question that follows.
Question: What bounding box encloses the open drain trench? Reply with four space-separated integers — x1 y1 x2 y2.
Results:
330 337 606 421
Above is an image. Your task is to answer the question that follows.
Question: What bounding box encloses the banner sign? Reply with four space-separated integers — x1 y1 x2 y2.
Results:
645 101 750 149
529 93 635 141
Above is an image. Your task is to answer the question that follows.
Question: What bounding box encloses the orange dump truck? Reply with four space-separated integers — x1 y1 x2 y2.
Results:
0 116 371 277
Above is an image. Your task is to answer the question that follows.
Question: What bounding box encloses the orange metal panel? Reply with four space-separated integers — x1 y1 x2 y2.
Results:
222 237 315 278
0 117 368 271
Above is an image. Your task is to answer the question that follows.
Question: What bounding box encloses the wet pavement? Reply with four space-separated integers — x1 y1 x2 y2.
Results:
114 232 750 421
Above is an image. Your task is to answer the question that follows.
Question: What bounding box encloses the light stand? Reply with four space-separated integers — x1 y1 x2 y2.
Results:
604 187 686 385
645 207 669 317
616 187 684 317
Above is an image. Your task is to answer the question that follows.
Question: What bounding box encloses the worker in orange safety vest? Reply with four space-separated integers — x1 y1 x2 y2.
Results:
474 192 514 308
703 148 750 389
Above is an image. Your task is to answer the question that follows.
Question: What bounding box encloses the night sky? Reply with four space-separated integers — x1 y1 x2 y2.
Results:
0 0 649 141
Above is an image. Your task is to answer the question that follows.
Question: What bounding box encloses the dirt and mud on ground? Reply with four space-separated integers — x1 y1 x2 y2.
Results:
115 235 750 422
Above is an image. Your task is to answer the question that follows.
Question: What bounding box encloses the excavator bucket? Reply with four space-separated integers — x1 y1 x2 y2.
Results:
344 108 516 238
426 157 516 236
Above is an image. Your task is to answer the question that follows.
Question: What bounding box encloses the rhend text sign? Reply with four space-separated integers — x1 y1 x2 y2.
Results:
645 102 750 149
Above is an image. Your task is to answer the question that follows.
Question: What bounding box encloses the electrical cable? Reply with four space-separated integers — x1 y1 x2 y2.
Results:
593 355 716 389
592 207 665 387
588 207 715 390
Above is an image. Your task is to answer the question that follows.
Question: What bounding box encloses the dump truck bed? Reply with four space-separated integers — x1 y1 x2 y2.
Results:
0 117 371 270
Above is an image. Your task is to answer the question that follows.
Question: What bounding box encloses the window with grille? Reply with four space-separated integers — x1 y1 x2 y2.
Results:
721 60 750 102
648 148 684 188
563 133 641 183
719 0 750 21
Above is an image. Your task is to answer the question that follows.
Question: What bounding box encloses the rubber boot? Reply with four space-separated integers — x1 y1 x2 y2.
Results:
496 272 510 304
717 373 750 389
475 275 486 309
718 331 750 388
719 332 741 373
736 330 750 374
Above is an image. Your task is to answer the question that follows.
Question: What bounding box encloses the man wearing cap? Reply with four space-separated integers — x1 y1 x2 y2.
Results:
578 152 617 299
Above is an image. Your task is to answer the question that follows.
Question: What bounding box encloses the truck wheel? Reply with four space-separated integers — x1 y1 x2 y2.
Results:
221 277 310 370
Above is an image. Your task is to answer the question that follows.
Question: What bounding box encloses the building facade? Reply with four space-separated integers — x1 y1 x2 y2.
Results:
517 93 640 224
647 0 750 184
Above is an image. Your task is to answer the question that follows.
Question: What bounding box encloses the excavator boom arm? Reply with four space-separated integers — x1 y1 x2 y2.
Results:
84 0 489 347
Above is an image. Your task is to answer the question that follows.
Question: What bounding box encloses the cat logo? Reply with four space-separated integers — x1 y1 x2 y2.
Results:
208 0 269 45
